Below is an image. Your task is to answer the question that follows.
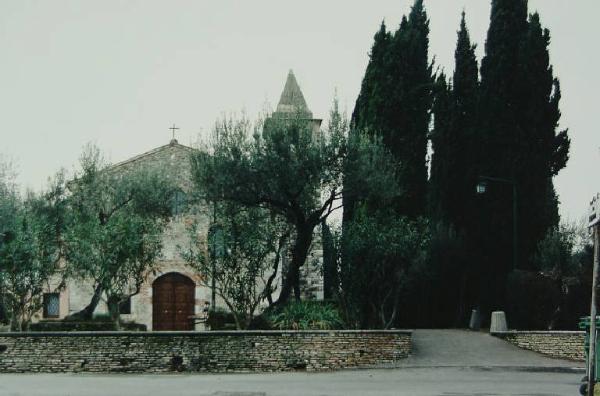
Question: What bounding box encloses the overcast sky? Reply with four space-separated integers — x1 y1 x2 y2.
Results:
0 0 598 220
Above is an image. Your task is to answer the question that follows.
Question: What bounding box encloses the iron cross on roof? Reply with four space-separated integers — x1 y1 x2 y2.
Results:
169 123 180 140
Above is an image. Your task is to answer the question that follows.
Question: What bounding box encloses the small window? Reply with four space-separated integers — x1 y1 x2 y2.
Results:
119 297 132 315
43 293 60 318
170 189 187 216
108 295 132 315
0 295 8 324
208 224 226 258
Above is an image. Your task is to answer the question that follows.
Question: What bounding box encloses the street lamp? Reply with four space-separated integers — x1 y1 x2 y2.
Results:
476 180 488 194
476 176 518 270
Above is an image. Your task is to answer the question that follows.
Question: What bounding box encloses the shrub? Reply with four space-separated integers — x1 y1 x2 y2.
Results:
267 301 344 330
206 308 237 330
505 270 561 329
247 314 272 330
30 320 116 331
29 314 147 332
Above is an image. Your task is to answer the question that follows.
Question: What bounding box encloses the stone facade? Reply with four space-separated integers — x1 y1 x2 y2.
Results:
492 330 585 361
0 330 411 373
33 141 219 331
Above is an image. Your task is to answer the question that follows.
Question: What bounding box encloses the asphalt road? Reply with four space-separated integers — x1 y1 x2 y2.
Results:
0 368 582 396
0 330 585 396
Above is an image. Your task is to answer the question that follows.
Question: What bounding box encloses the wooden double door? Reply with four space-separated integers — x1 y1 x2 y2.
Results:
152 273 195 331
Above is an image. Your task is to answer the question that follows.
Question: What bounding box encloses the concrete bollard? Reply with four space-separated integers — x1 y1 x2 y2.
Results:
469 309 481 331
490 311 508 333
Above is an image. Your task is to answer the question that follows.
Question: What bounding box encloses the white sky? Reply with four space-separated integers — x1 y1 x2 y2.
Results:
0 0 597 220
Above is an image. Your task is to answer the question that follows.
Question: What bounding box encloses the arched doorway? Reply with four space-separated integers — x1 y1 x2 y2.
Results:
152 272 195 331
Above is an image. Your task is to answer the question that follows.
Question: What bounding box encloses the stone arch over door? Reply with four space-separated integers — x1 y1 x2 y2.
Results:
152 272 195 331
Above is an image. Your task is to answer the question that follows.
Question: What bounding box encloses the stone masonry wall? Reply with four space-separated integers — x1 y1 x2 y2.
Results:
0 330 411 373
492 331 585 361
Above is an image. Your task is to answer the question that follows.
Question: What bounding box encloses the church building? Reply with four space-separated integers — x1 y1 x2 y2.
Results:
38 70 324 331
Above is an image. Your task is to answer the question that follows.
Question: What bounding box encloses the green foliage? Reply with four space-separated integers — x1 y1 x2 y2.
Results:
533 225 575 278
341 209 429 329
343 1 435 329
183 201 286 329
505 270 561 330
509 221 592 330
426 13 480 327
478 0 570 285
0 165 67 331
29 315 147 331
191 99 396 305
191 110 340 304
267 301 344 330
65 145 175 320
416 222 470 327
205 307 237 330
350 0 434 218
429 12 479 231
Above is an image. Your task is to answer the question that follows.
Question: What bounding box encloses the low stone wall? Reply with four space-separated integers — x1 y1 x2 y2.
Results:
492 330 585 361
0 330 411 373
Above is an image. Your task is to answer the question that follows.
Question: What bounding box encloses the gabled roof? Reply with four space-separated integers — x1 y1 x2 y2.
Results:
110 140 194 170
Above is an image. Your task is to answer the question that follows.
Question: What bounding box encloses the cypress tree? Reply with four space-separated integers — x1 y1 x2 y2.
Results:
342 0 434 328
344 21 391 224
428 12 480 326
478 0 570 311
429 11 479 229
347 0 433 220
514 12 570 271
477 0 529 312
351 21 391 132
384 0 434 218
429 73 451 223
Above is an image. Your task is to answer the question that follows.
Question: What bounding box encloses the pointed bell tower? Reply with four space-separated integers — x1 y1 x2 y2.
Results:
269 70 322 136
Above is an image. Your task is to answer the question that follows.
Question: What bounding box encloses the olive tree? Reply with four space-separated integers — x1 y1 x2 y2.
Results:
0 161 67 331
65 146 175 323
182 202 288 329
191 100 398 305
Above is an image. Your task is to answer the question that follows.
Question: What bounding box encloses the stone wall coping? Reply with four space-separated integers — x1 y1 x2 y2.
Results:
491 330 584 336
0 329 413 338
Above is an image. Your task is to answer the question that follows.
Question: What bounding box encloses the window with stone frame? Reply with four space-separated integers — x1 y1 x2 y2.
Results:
119 296 132 315
43 293 60 318
108 295 132 315
0 294 8 324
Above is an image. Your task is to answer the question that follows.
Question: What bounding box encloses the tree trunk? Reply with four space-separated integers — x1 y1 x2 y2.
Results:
292 264 301 301
275 224 314 306
265 232 288 306
107 296 121 330
10 303 22 332
68 283 103 320
10 296 28 332
20 316 30 332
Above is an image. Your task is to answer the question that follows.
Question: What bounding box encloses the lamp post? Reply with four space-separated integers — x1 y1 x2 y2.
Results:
475 176 518 270
586 194 600 396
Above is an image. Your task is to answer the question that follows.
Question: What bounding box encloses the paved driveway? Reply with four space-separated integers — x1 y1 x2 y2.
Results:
401 329 583 369
0 330 585 396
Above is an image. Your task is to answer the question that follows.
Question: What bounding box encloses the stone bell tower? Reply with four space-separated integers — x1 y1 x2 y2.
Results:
269 70 322 138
